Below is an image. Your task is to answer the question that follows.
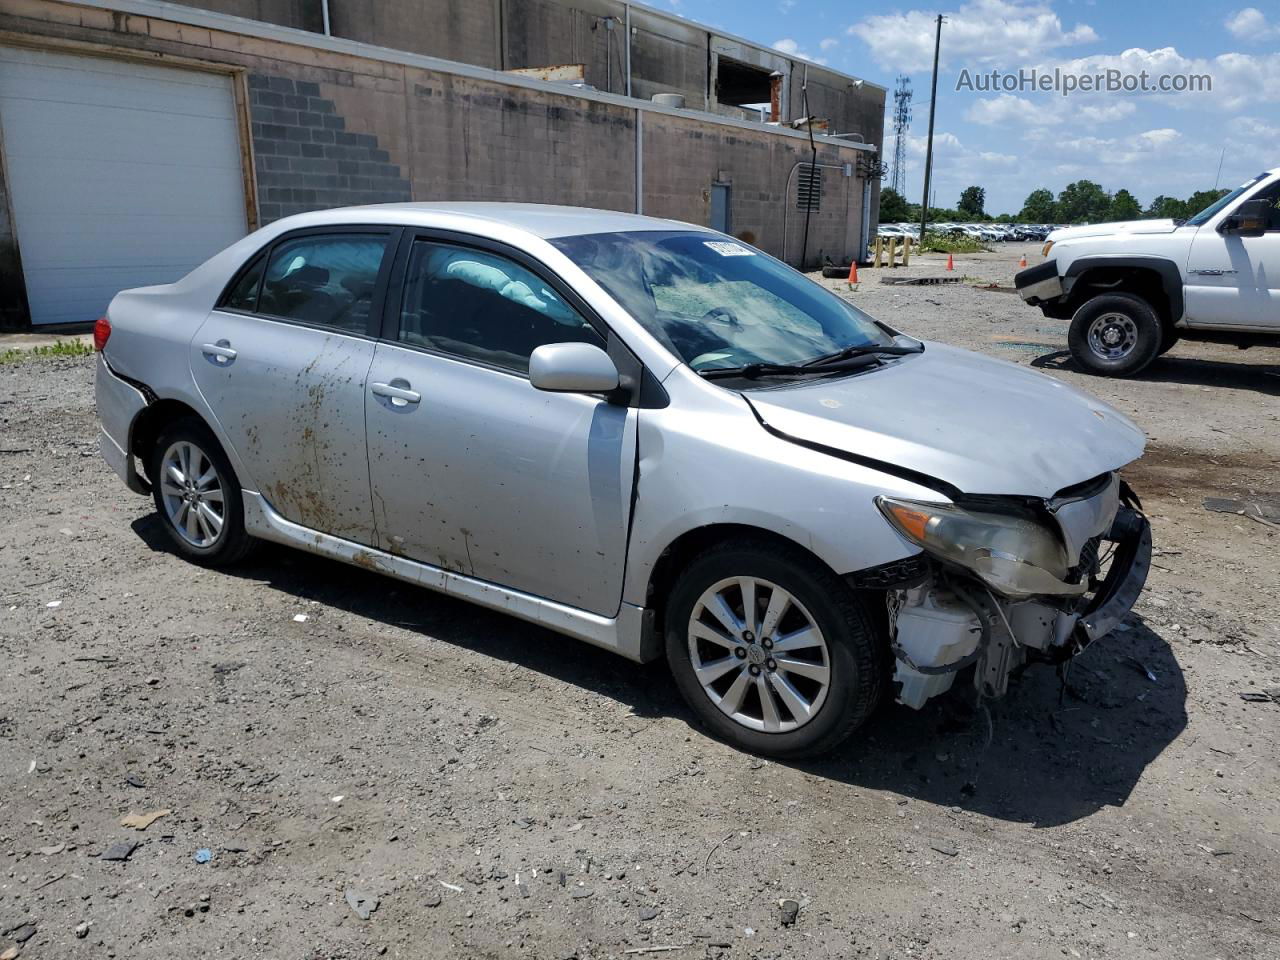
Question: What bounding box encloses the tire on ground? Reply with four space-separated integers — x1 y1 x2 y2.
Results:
148 416 257 567
1067 292 1163 377
664 539 886 759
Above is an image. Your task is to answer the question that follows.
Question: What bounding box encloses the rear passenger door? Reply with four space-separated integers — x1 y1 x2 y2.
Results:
364 232 637 617
191 227 397 543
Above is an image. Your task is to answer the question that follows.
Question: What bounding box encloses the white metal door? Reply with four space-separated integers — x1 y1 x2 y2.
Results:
0 46 248 326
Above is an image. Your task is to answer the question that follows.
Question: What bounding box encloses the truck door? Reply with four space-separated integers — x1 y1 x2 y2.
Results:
1184 180 1280 329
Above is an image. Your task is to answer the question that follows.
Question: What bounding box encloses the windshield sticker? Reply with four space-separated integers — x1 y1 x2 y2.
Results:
703 241 755 257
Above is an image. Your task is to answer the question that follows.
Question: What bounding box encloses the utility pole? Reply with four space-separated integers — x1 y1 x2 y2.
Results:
919 14 943 241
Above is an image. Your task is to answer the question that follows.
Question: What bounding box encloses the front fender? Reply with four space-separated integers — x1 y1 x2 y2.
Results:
1061 255 1186 323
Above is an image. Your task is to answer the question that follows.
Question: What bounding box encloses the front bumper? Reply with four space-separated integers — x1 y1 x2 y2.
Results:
1077 506 1152 644
1014 259 1063 303
95 353 149 494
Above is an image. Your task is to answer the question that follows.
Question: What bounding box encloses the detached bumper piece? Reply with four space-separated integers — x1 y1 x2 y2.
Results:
1014 259 1063 304
1077 506 1152 644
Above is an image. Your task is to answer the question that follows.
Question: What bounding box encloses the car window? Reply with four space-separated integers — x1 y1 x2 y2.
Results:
1253 182 1280 231
223 253 265 312
259 234 390 334
397 240 604 373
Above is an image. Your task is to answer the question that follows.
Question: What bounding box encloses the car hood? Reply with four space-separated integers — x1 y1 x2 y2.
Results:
1048 218 1181 242
745 343 1146 499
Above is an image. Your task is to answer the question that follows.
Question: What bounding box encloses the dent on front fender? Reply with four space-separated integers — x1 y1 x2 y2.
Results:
621 399 943 608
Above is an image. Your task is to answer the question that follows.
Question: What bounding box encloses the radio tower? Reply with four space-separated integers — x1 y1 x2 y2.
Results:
890 76 912 194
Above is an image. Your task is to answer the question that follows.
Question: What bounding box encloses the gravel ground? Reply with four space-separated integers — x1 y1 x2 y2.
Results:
1 242 1278 960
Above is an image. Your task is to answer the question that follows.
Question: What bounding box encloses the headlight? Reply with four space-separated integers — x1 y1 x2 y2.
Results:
1041 240 1054 257
877 496 1082 599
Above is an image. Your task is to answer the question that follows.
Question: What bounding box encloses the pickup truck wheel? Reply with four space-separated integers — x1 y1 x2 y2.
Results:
1158 326 1180 355
665 541 886 759
148 417 256 567
1068 293 1162 376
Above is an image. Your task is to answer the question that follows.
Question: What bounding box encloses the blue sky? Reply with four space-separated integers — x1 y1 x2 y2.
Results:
656 0 1280 216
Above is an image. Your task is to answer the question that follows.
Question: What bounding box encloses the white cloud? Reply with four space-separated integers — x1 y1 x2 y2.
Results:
1224 7 1278 41
1043 46 1280 110
964 92 1135 126
819 37 840 51
771 38 827 64
849 0 1097 72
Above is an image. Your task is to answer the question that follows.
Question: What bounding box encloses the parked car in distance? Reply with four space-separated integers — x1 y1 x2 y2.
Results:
1016 167 1280 376
96 203 1152 757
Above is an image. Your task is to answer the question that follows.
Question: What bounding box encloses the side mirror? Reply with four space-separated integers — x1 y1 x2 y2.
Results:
1221 198 1270 238
529 342 620 394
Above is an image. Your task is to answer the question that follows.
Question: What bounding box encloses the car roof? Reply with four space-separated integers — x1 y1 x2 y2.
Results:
272 202 714 240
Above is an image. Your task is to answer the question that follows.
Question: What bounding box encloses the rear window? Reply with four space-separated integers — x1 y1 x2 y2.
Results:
258 234 390 334
222 253 265 312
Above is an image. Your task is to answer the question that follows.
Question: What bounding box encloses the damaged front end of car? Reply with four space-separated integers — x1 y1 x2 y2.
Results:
861 473 1151 708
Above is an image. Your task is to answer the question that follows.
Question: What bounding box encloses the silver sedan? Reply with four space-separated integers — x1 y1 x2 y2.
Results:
95 203 1151 757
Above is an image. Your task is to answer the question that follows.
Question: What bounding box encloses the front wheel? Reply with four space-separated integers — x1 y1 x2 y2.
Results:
665 541 886 758
1067 293 1162 377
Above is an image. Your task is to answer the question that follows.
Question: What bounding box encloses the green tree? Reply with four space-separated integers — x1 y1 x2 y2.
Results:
1145 195 1187 220
958 185 986 218
1184 188 1230 220
1109 188 1142 221
878 187 913 222
1056 180 1111 223
1019 188 1057 222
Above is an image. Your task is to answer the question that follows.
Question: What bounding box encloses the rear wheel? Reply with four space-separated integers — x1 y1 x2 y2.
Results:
665 541 886 758
1158 325 1180 355
149 417 256 566
1067 293 1162 377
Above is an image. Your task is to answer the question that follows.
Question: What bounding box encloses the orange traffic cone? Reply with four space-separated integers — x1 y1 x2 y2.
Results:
847 261 859 287
946 253 955 272
1018 253 1028 268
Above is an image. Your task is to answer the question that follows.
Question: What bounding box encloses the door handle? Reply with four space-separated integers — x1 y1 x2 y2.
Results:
201 340 237 364
371 380 421 406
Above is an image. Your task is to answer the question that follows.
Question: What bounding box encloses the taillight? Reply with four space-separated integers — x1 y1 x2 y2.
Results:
93 315 111 351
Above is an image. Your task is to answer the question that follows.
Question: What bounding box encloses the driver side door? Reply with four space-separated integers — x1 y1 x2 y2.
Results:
1185 182 1280 329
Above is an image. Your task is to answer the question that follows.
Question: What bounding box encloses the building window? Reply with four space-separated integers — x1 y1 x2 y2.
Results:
796 164 823 211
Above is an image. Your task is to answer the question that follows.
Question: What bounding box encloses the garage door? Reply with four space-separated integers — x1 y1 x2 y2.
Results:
0 46 249 326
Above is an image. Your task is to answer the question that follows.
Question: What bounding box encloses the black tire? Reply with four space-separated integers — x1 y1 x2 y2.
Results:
148 416 256 567
1158 325 1180 355
1067 292 1162 377
665 540 886 759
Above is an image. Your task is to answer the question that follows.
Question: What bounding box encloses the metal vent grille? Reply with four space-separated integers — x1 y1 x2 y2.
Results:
796 164 823 211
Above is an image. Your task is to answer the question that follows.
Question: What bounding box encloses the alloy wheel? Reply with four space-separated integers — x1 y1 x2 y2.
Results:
158 440 225 548
687 577 831 733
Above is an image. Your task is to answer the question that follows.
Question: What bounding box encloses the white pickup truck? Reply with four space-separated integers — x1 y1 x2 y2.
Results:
1016 167 1280 376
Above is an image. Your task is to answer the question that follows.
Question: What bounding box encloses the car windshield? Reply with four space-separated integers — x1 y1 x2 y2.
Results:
1184 173 1268 226
550 230 895 372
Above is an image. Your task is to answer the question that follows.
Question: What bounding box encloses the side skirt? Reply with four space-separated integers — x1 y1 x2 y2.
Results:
241 492 657 662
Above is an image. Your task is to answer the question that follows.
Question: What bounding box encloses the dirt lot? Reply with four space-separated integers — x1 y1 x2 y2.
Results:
2 241 1278 960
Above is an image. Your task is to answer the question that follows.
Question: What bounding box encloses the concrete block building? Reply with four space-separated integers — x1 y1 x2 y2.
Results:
0 0 885 329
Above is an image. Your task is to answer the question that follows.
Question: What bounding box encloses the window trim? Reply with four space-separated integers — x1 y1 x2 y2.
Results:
215 225 402 339
381 228 613 379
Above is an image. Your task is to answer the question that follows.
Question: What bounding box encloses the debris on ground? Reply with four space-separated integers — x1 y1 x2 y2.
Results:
345 888 379 920
100 841 138 862
120 808 171 830
778 899 800 926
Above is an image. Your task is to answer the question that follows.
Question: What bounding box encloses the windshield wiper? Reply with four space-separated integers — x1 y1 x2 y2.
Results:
801 342 925 368
697 353 885 380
